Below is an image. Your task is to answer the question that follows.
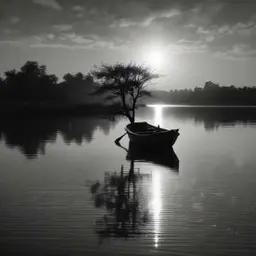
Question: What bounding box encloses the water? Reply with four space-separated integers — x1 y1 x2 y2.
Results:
1 106 256 255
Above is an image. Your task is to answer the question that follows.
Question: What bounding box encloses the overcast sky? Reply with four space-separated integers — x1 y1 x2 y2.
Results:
0 0 255 89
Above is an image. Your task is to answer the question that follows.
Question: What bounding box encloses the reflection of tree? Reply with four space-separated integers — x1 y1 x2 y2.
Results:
0 118 57 158
0 117 116 158
58 118 96 144
90 163 151 238
97 119 114 135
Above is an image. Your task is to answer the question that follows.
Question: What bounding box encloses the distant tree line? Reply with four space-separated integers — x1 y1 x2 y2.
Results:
167 81 256 105
1 62 256 110
0 61 98 105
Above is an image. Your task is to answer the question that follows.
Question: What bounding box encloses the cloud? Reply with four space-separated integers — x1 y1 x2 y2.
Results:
186 20 256 51
168 39 208 54
0 0 255 56
28 32 129 51
29 40 122 50
217 25 233 35
3 29 16 35
60 33 93 44
0 35 43 46
72 5 84 12
196 27 211 35
76 13 84 18
196 22 256 37
214 44 256 60
32 0 62 10
110 8 180 28
141 9 181 26
229 22 256 36
47 33 55 40
0 40 20 45
53 24 72 32
205 35 215 42
10 16 20 24
110 19 137 28
29 43 85 50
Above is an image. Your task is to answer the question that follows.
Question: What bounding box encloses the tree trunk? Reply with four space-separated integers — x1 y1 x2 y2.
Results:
121 93 134 123
127 114 134 124
131 98 137 124
132 108 135 123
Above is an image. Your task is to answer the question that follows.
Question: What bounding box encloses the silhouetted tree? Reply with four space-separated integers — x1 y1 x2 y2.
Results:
20 61 46 76
61 72 96 104
4 69 18 81
204 81 220 91
84 74 94 83
166 81 256 105
0 61 59 103
91 63 159 123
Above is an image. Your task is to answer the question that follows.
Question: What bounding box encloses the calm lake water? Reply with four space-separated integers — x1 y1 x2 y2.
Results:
1 106 256 255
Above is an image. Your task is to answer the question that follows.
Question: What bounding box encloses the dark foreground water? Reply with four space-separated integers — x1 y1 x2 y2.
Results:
1 106 256 256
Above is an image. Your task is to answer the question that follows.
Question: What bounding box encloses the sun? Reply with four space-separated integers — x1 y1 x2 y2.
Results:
142 47 166 71
147 50 164 69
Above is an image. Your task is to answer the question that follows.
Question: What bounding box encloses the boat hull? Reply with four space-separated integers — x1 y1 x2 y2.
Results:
125 122 179 146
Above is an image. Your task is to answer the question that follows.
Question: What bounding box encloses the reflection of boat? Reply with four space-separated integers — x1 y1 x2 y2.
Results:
125 122 179 146
126 142 179 171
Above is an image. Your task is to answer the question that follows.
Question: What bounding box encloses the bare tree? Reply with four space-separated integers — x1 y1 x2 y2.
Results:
91 63 159 123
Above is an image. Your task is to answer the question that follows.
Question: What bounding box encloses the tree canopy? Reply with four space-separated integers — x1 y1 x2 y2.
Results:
0 61 58 103
0 61 96 105
91 63 159 123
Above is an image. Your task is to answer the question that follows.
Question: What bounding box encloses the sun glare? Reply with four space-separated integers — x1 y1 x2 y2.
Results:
147 50 165 70
141 45 167 71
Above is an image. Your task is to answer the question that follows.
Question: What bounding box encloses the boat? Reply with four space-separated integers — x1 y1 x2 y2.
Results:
125 122 179 146
126 141 179 171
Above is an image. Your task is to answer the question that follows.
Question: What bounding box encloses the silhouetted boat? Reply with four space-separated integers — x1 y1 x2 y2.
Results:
126 142 179 171
125 122 179 146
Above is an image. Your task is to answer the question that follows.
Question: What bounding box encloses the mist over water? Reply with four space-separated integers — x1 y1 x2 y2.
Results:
1 106 256 255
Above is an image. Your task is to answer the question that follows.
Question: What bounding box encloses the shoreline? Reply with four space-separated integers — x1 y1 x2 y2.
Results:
0 103 256 118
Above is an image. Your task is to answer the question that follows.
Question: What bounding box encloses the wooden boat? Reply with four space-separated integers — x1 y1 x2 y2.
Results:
125 122 179 146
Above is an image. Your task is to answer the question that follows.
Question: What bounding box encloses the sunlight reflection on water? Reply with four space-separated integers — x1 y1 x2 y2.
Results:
152 171 162 248
151 105 163 248
154 106 163 127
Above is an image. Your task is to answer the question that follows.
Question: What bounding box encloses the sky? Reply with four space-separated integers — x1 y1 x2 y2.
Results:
0 0 255 90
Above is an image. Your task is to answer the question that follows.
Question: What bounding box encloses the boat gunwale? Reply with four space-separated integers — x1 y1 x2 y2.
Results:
125 122 178 137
